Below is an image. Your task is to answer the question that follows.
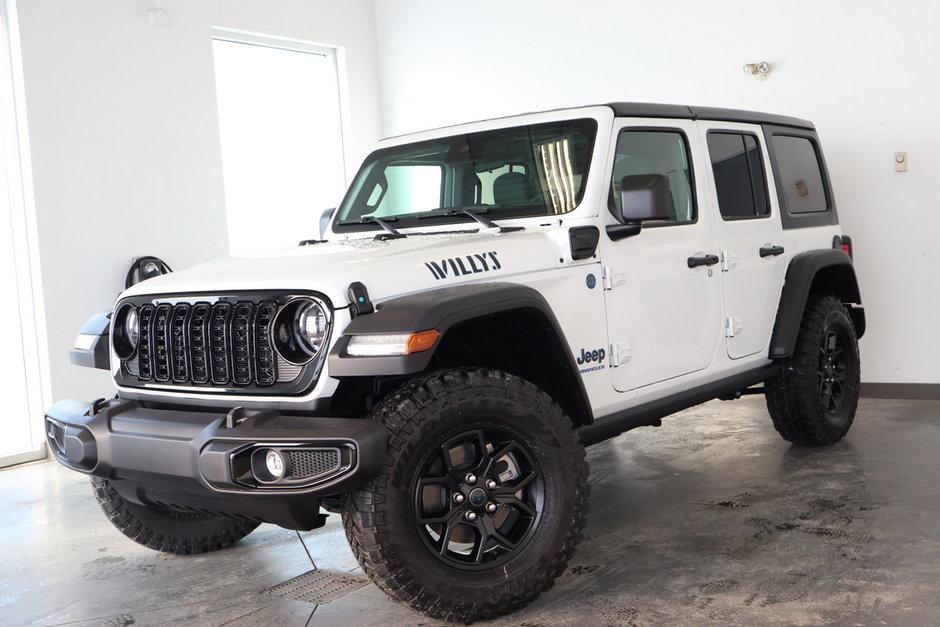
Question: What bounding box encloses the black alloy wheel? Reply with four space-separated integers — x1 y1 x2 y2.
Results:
413 426 544 570
819 327 849 412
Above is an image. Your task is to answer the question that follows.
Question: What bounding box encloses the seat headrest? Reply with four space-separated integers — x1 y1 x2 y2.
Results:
493 172 531 205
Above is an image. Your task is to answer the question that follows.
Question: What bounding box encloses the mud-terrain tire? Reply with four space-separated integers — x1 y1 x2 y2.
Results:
342 368 589 623
92 477 259 554
766 294 860 445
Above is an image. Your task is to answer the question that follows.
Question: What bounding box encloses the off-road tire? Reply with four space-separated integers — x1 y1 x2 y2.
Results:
766 294 860 445
92 477 259 554
342 368 589 623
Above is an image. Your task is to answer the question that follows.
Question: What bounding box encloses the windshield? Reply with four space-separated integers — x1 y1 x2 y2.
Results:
333 118 597 232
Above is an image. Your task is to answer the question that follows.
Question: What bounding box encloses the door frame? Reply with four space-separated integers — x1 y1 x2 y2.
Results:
0 0 51 467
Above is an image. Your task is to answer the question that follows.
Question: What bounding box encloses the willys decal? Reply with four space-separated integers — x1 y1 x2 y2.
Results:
425 251 502 281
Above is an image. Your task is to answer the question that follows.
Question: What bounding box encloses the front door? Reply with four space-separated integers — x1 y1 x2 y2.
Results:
600 120 723 393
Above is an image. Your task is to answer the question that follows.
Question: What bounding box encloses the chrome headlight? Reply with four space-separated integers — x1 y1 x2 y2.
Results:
273 297 331 364
298 300 328 353
112 303 139 359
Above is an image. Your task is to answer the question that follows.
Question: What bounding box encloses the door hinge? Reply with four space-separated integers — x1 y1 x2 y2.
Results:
601 266 624 291
720 250 737 272
609 342 631 367
725 315 743 338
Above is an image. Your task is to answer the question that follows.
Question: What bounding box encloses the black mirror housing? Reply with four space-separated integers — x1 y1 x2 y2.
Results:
620 174 671 222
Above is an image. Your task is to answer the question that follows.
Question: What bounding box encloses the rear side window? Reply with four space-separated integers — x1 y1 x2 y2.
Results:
772 135 828 214
707 132 769 219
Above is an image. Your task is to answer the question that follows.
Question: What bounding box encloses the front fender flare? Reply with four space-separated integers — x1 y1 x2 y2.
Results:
328 282 574 376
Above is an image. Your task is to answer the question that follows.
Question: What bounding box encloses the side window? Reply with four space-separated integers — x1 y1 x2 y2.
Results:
707 132 769 220
610 130 695 225
772 135 828 214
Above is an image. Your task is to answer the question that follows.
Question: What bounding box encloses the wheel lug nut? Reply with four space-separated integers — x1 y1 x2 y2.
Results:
465 473 477 484
486 479 497 489
453 493 465 504
486 502 498 513
465 511 477 521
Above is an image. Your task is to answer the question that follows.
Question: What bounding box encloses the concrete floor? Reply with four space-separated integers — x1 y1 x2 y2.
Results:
2 396 939 626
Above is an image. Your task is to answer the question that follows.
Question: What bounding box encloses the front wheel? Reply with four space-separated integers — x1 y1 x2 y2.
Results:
342 369 589 622
766 294 861 445
92 477 259 554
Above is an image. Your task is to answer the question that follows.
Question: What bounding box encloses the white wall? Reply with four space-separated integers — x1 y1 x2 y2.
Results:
375 0 940 384
16 0 382 401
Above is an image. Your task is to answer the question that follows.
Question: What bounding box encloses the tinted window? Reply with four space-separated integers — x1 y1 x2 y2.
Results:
772 135 828 214
610 130 695 224
707 132 769 219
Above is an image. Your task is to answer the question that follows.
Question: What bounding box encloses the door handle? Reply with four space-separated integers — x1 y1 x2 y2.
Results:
687 253 720 268
759 245 785 258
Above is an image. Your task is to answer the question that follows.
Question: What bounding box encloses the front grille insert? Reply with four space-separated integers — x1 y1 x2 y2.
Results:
124 298 287 388
153 303 172 382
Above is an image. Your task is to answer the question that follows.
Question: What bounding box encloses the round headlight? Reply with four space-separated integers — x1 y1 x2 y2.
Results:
125 307 139 345
272 297 332 365
113 304 139 360
298 301 328 353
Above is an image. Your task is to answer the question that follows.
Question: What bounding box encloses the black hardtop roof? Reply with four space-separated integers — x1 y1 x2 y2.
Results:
607 102 814 130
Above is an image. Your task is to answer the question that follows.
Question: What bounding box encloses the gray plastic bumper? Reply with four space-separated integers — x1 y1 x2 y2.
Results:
44 398 385 530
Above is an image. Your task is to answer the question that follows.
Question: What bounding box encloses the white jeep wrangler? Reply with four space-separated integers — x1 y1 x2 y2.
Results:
48 103 864 622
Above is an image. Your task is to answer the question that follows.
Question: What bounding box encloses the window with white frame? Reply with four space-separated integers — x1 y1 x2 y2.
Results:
1 0 46 467
212 30 347 254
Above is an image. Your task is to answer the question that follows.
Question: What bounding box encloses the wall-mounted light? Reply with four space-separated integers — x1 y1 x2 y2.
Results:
147 0 167 29
743 62 771 81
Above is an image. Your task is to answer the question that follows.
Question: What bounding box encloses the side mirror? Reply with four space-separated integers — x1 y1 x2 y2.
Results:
620 174 671 222
319 207 336 239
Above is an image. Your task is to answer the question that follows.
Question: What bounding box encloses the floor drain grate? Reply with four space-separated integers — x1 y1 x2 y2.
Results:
262 569 370 605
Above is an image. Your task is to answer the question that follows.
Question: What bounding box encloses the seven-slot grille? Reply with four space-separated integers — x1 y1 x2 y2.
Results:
127 300 279 387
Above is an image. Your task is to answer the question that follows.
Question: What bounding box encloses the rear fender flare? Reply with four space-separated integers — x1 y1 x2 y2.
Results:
769 249 864 359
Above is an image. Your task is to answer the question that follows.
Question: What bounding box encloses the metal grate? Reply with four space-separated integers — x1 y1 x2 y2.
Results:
262 569 370 605
47 419 66 457
286 449 341 480
126 299 284 388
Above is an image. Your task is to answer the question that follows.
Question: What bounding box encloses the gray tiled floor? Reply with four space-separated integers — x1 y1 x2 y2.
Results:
3 396 940 625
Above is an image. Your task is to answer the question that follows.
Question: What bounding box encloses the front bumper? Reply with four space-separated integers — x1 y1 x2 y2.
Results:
44 398 385 530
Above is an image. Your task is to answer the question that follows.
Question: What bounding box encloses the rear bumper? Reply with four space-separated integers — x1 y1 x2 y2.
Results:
44 398 385 530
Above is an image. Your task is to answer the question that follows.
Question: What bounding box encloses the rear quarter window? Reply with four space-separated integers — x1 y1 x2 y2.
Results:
772 135 828 214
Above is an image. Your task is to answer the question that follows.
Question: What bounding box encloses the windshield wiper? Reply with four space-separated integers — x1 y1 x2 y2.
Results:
338 215 406 239
418 207 523 233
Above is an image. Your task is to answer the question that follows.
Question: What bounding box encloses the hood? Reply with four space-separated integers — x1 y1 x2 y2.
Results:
120 229 563 308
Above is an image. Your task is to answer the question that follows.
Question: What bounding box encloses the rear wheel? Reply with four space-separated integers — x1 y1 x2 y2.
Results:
766 294 860 445
92 477 259 554
342 368 589 622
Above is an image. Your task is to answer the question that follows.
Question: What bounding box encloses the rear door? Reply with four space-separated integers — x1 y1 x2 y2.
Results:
699 122 788 359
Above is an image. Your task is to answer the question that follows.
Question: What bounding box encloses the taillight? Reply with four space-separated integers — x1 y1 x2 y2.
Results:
834 235 854 259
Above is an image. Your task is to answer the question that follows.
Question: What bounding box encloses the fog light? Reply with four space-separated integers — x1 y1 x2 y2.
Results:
250 447 291 483
265 449 285 478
